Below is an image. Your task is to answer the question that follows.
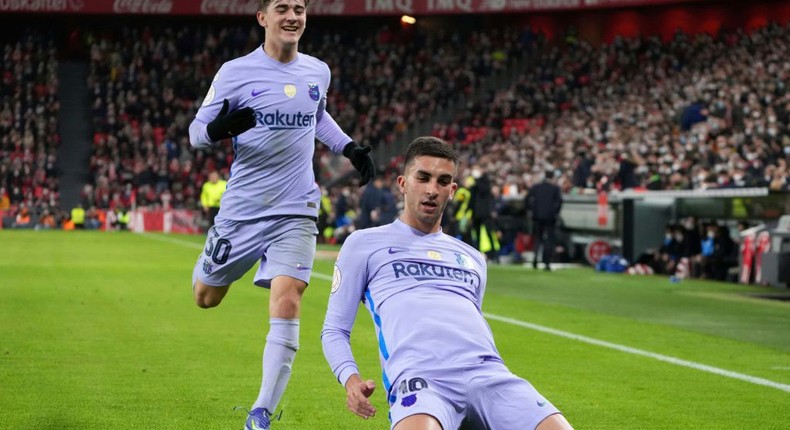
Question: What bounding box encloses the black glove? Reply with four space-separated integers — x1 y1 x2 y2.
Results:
206 99 256 142
343 142 376 186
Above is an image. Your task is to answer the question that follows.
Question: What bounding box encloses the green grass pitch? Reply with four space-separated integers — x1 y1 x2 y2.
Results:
1 230 788 429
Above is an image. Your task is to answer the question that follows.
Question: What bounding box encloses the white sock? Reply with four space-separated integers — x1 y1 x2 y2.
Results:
252 318 299 413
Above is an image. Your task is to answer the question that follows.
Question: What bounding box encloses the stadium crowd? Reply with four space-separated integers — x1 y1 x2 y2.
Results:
77 21 790 203
433 24 790 199
0 30 62 229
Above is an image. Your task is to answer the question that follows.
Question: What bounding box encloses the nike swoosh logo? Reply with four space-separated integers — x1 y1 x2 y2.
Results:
251 88 267 97
296 264 311 271
537 400 547 407
388 248 406 254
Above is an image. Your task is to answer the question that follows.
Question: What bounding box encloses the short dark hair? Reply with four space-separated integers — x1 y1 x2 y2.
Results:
259 0 310 11
403 136 458 172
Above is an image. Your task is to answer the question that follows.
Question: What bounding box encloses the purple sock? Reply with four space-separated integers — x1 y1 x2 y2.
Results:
252 318 300 413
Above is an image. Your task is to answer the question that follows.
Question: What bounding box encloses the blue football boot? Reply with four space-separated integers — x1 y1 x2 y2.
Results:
243 407 271 430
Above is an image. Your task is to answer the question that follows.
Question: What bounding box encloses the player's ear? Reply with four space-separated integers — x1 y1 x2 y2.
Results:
397 175 406 194
450 181 458 198
256 10 266 28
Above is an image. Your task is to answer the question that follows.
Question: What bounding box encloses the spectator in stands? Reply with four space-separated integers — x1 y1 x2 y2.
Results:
84 206 102 230
692 223 719 279
616 153 639 190
61 214 75 231
527 170 563 271
654 224 688 275
187 2 376 430
711 224 738 281
35 208 56 230
9 186 23 206
0 187 9 211
571 151 593 189
200 171 226 229
14 205 32 229
378 177 398 226
356 175 383 230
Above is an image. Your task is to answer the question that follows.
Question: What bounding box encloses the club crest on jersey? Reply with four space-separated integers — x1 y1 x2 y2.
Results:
427 251 442 260
455 252 472 268
284 84 297 98
307 83 320 102
401 394 417 407
202 260 213 275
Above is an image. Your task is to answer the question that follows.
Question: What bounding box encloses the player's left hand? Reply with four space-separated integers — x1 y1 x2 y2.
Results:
343 142 376 186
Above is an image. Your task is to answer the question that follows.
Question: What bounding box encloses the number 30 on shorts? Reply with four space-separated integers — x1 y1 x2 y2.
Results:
205 236 232 265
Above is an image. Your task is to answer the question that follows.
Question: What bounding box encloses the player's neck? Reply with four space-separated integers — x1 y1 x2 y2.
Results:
263 42 298 64
399 215 441 235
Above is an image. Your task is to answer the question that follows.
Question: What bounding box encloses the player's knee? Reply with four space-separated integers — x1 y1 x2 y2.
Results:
270 294 301 317
269 280 306 318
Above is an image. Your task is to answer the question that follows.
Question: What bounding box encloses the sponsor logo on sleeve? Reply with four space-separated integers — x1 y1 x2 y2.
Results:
202 85 216 106
330 265 341 293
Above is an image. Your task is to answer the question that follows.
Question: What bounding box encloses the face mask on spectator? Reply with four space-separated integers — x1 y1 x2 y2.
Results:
707 231 715 238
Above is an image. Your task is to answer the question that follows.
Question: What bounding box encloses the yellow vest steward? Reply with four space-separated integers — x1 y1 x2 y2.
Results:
201 180 227 209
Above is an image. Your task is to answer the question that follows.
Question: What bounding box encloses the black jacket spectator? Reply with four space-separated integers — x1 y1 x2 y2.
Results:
527 171 563 270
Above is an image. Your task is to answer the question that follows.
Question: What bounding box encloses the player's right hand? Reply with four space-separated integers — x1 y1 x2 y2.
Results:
345 375 377 419
206 99 256 142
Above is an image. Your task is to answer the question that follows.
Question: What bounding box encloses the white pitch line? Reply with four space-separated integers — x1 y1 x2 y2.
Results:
142 233 790 393
312 272 332 282
141 233 204 249
484 313 790 393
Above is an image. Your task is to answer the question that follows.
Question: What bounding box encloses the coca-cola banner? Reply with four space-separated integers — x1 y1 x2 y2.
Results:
0 0 709 15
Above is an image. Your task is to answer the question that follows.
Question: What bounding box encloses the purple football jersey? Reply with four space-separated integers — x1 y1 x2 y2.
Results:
189 47 351 221
322 219 499 394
